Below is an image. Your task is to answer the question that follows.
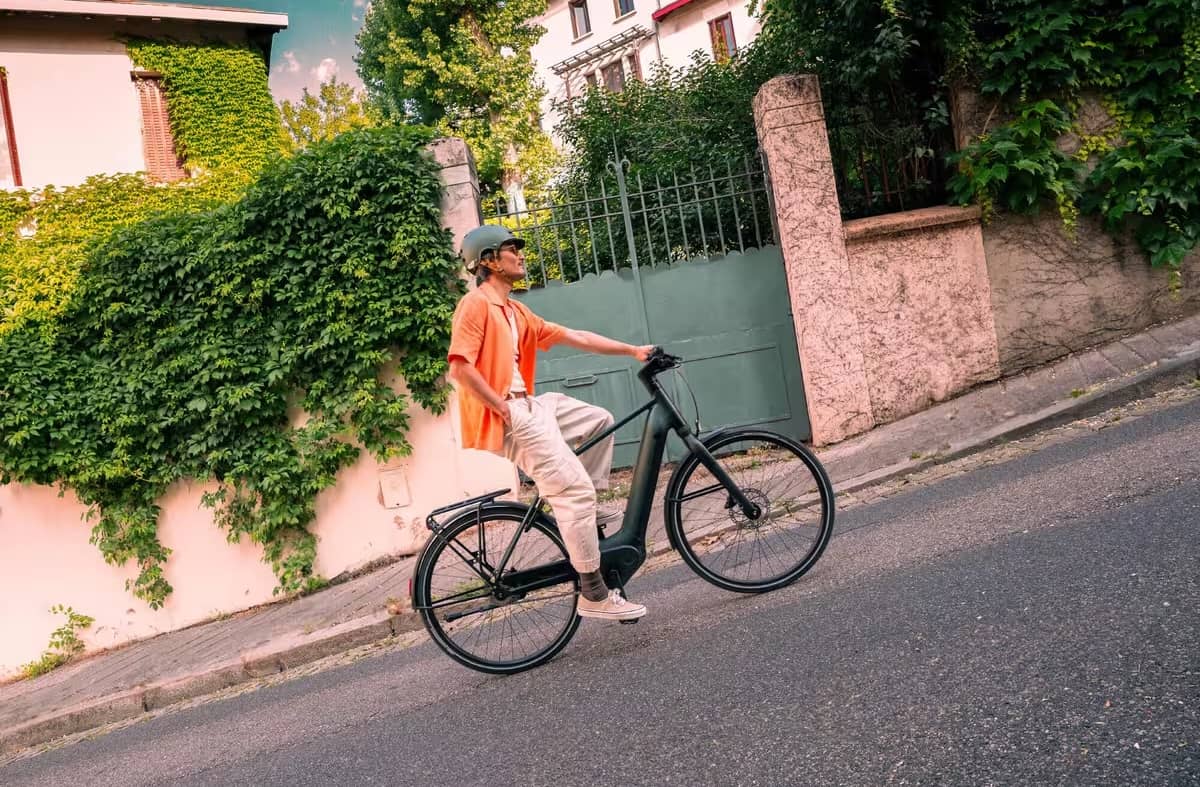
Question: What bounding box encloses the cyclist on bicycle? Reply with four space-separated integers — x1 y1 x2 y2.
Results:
447 225 651 622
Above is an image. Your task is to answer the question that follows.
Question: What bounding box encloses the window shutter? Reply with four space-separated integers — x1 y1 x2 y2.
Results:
0 67 21 188
133 74 186 182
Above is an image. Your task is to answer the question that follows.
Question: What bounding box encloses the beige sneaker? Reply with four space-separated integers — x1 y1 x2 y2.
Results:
577 589 647 621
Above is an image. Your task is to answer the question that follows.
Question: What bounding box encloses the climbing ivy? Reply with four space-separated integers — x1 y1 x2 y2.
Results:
947 0 1200 269
126 39 284 174
0 127 463 608
1 39 277 335
0 175 237 334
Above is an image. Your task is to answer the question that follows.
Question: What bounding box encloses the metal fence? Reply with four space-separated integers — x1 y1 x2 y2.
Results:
825 105 951 219
486 153 777 287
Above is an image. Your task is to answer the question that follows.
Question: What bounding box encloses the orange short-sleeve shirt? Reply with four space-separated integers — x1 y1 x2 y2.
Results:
448 287 566 452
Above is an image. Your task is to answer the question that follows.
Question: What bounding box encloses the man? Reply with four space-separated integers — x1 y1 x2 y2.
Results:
448 225 651 621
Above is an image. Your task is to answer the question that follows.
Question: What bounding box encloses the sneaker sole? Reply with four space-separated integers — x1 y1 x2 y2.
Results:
577 607 647 621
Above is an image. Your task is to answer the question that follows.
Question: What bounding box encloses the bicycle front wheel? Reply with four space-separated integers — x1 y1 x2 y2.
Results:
413 507 581 674
665 429 835 593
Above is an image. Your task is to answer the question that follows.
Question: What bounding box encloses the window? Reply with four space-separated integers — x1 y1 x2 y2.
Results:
709 14 737 62
132 73 186 182
601 61 625 93
569 0 592 38
0 67 21 188
614 0 635 17
584 71 598 89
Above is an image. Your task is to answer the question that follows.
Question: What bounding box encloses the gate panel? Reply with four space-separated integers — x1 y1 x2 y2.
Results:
494 152 811 467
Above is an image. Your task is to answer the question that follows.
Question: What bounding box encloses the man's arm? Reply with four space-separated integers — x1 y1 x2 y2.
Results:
559 329 655 362
449 359 512 423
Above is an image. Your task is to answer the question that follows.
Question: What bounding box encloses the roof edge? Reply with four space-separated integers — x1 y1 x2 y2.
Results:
0 1 288 30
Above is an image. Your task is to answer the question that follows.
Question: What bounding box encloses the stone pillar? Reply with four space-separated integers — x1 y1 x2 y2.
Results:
428 137 483 251
753 75 875 445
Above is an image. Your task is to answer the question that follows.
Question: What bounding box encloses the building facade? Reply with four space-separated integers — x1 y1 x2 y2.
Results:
0 0 287 190
531 0 760 141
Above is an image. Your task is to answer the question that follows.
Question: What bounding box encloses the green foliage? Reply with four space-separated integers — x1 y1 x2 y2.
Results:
0 175 240 335
1 38 278 336
1083 123 1200 267
556 50 780 185
356 0 556 198
948 100 1084 228
20 606 94 680
279 76 377 152
948 0 1200 268
0 127 464 607
126 39 284 174
560 0 958 219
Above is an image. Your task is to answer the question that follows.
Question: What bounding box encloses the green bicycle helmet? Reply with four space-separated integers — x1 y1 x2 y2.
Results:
460 225 526 272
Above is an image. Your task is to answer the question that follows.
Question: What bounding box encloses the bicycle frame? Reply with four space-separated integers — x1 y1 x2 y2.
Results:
478 360 762 595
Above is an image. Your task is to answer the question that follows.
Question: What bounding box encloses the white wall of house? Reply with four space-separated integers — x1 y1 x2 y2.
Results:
0 11 277 189
0 25 146 188
532 0 761 144
655 0 761 70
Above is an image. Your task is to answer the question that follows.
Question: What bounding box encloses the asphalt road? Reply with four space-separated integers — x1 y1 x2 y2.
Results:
4 396 1199 786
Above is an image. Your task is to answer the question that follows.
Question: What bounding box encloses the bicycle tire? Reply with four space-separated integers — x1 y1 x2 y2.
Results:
665 428 835 593
413 505 581 674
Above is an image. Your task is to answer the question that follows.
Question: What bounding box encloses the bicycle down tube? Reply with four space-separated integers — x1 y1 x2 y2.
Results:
487 362 759 591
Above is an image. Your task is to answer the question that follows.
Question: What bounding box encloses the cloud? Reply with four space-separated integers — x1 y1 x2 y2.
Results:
274 50 301 74
311 58 339 85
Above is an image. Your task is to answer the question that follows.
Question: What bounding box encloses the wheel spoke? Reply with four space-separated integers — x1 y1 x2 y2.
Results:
418 511 579 672
672 433 833 590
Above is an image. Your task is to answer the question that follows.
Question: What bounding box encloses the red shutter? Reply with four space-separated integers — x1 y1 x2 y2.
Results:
0 67 21 187
133 75 186 182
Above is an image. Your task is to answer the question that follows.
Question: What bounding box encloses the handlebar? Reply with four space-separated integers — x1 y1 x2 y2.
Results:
637 346 682 386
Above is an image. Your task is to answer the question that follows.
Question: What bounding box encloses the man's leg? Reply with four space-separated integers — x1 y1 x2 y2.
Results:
504 396 645 621
546 392 615 491
503 397 602 574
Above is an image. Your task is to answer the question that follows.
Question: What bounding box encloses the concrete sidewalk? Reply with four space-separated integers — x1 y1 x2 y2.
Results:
4 314 1200 757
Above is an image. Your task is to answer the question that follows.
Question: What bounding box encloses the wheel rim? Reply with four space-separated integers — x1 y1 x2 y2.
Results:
675 434 832 588
421 513 579 670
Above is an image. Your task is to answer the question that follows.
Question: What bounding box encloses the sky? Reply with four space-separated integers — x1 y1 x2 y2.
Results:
161 0 368 103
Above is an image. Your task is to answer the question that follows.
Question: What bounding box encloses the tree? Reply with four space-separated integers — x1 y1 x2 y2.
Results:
279 76 376 151
355 0 556 211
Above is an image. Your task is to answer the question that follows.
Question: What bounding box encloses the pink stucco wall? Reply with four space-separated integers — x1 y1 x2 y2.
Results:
844 206 1001 423
0 139 515 680
755 75 1001 444
0 402 515 680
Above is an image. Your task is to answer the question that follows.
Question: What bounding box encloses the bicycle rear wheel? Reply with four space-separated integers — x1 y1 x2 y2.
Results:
665 429 834 593
413 507 581 674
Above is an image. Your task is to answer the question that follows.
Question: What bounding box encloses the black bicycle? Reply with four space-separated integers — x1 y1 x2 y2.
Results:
411 348 835 674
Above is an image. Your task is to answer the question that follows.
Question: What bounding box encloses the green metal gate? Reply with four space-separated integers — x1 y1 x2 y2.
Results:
487 153 809 466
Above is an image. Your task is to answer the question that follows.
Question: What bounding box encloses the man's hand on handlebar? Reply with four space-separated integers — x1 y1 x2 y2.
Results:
631 344 656 363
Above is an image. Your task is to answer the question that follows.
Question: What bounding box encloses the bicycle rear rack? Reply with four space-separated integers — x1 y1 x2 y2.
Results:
425 488 511 532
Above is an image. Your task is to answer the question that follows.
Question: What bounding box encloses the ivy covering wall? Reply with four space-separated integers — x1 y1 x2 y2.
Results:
0 39 461 608
947 0 1200 270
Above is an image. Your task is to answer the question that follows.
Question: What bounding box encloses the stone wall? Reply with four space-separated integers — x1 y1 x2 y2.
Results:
950 87 1200 373
984 213 1200 373
755 75 1001 445
845 206 1001 423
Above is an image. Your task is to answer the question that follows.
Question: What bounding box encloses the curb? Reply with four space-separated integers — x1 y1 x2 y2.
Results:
0 609 425 757
4 348 1198 758
833 348 1200 497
